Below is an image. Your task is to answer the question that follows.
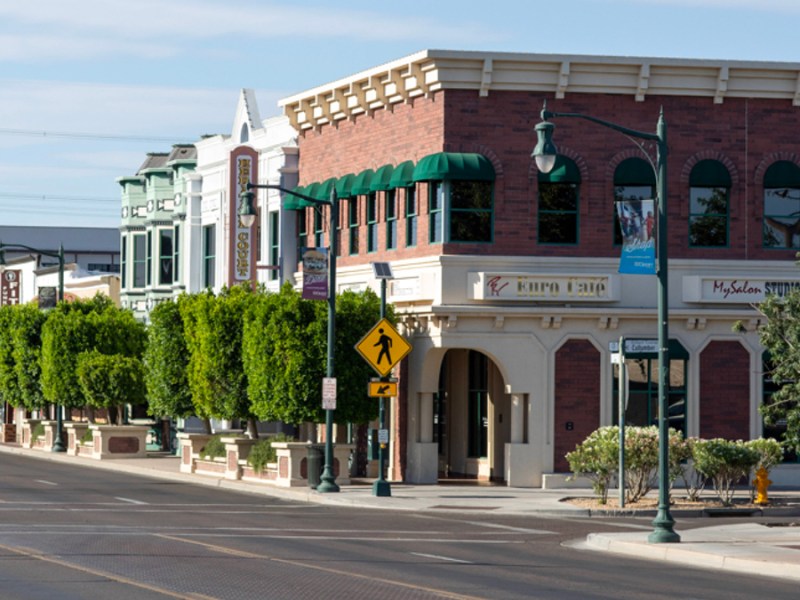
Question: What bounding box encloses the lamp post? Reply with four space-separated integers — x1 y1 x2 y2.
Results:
532 103 679 544
239 182 340 493
0 240 66 453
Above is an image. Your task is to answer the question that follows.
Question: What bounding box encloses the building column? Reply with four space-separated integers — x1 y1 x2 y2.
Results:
419 392 434 443
510 393 524 444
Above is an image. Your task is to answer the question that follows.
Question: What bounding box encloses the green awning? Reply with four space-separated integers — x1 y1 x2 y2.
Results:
283 185 309 210
335 173 356 197
690 160 731 187
389 160 415 188
314 178 337 202
614 157 655 186
412 152 495 182
538 155 581 183
370 164 395 192
351 169 375 195
764 160 800 188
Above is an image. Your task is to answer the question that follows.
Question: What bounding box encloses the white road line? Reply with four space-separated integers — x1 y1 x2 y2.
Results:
115 497 148 505
34 480 57 486
410 552 473 564
463 520 556 535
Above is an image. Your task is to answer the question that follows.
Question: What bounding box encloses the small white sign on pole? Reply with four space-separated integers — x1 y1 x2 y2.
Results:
322 377 337 410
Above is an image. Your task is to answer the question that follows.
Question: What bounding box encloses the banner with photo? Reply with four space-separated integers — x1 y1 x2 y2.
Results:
616 199 656 275
301 247 328 300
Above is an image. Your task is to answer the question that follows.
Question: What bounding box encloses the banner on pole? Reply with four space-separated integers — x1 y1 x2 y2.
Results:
301 247 328 300
616 199 656 275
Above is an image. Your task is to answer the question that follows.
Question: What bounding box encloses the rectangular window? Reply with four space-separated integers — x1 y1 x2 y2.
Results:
689 187 729 247
203 224 216 288
405 187 417 247
133 234 146 289
613 185 654 246
121 235 127 289
429 182 443 244
349 198 359 255
367 193 378 253
146 231 153 286
467 350 488 458
297 208 307 252
385 190 397 250
158 228 174 285
763 188 800 248
449 181 493 242
173 224 180 284
314 208 323 248
538 182 579 244
269 211 279 281
335 202 343 257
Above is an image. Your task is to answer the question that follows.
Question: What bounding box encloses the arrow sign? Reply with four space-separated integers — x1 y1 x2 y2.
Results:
368 380 398 398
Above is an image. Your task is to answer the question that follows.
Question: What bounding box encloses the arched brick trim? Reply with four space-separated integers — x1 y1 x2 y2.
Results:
679 151 740 187
527 146 589 182
553 339 601 473
699 340 750 440
605 149 657 182
753 153 800 184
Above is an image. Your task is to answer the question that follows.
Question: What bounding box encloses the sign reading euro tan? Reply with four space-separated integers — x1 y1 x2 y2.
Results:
228 146 258 285
683 276 800 304
468 273 620 302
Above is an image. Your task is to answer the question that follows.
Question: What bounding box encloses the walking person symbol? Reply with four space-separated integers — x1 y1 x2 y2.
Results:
374 328 393 366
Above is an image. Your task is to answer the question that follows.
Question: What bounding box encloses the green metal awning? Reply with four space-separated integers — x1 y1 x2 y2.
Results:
614 157 655 186
351 169 375 195
764 160 800 188
335 173 356 197
283 185 309 210
370 164 395 191
389 160 415 188
538 156 581 183
314 178 337 202
690 160 731 187
412 152 495 182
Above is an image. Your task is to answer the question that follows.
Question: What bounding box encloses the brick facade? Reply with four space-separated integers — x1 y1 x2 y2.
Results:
699 341 751 440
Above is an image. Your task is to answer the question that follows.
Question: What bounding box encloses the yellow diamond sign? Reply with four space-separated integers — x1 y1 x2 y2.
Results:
355 318 412 377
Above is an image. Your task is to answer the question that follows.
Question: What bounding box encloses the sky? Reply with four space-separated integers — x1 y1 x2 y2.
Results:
2 0 799 229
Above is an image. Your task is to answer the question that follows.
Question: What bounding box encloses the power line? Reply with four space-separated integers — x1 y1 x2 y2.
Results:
0 192 118 203
0 127 194 144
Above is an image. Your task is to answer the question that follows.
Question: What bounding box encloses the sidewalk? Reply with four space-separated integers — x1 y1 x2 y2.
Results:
3 444 800 582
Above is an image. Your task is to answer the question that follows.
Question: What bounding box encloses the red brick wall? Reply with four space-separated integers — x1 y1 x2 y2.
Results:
295 89 800 265
699 341 750 440
554 339 601 472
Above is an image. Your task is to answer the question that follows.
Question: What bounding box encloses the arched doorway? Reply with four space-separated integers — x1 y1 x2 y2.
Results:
433 349 510 482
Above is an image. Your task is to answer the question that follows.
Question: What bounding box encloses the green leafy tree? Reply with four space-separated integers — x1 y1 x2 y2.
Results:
11 304 48 412
143 299 193 420
180 284 257 434
76 351 146 424
0 306 22 409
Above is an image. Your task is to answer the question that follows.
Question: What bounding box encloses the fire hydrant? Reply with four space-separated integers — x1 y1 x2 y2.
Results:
754 466 772 505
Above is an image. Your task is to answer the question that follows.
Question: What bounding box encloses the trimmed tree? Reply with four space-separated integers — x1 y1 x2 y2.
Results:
11 304 48 413
77 351 146 424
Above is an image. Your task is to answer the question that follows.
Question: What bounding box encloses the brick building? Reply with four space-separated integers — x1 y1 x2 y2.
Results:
272 50 800 487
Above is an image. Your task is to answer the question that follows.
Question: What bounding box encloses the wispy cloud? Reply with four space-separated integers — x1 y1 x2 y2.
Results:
612 0 800 12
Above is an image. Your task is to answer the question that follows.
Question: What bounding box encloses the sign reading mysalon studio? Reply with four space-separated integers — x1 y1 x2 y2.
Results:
469 273 620 302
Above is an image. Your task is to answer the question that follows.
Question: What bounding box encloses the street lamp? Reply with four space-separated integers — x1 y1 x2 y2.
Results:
239 182 341 493
532 102 680 544
0 240 67 453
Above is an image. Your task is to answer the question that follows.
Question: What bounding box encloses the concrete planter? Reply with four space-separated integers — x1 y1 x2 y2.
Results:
88 425 149 460
21 419 41 449
65 422 90 456
177 433 212 473
271 442 355 488
222 437 256 480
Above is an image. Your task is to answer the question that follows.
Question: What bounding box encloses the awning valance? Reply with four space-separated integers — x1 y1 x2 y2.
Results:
412 152 495 182
370 164 395 192
389 160 415 188
351 169 375 195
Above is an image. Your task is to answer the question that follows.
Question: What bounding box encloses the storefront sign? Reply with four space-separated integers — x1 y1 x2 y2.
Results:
1 270 21 306
683 276 800 304
228 146 258 285
469 272 620 302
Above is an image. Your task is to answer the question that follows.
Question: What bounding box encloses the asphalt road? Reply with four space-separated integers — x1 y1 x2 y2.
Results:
0 453 796 600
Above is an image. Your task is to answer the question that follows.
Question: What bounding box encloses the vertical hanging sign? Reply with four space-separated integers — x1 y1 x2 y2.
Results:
1 270 21 306
301 247 328 300
229 146 259 286
617 198 656 275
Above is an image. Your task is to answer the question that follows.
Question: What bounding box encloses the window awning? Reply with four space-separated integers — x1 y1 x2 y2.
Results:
370 164 395 192
314 178 337 202
764 160 800 188
412 152 495 182
538 156 581 183
690 160 731 187
351 169 375 195
614 157 655 186
335 173 356 198
389 160 415 188
283 185 314 210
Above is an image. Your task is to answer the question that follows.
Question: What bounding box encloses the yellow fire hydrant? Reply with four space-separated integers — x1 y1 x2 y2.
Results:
754 466 772 506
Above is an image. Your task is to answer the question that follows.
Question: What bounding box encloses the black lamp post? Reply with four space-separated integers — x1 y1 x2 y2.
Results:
239 182 340 493
0 240 67 453
532 103 679 544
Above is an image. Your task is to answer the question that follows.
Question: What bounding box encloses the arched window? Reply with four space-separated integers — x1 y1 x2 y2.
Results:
763 161 800 249
538 156 580 245
239 123 249 144
689 160 730 247
613 158 655 246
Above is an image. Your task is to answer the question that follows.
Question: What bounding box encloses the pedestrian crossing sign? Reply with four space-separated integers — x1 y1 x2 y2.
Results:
355 318 412 377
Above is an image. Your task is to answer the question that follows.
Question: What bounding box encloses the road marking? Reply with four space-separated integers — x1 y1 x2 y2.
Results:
463 520 556 535
115 497 148 505
410 552 472 564
34 480 57 486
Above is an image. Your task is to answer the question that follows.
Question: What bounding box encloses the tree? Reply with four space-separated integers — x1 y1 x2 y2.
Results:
143 299 193 420
180 284 257 435
77 351 146 425
0 306 22 409
10 304 48 413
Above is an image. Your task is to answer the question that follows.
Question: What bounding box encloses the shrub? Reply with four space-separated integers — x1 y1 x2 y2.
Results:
746 438 783 472
81 429 94 444
200 435 227 460
675 437 706 502
32 422 45 441
566 426 619 504
247 433 296 474
692 439 759 506
623 426 659 503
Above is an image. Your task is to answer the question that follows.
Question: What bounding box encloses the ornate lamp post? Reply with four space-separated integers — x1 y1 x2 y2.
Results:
0 241 66 453
532 103 680 543
239 183 340 493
